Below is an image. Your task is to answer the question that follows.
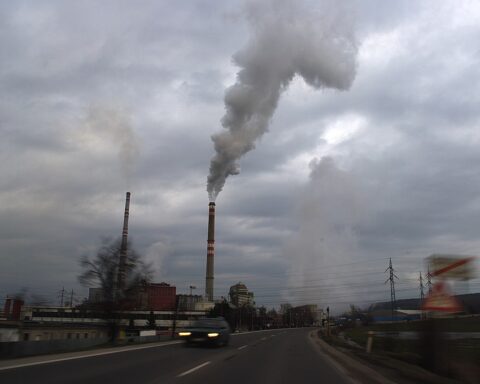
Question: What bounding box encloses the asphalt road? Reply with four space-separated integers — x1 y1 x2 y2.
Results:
0 328 351 384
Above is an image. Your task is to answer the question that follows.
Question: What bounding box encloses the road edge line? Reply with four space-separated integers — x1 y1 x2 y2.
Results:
0 340 182 371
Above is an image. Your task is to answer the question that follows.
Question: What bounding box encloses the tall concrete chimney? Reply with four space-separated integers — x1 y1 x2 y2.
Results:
117 192 131 293
205 202 215 301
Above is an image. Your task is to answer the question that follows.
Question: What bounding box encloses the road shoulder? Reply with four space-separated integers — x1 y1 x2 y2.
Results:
309 330 395 384
310 330 462 384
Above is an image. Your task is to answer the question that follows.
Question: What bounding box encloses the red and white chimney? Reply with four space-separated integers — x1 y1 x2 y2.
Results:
205 202 215 301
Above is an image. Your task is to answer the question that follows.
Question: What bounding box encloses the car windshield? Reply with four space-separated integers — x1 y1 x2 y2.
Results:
192 319 224 329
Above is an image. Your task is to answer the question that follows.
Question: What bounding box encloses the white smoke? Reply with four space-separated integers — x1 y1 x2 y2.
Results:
145 240 172 280
284 157 366 308
207 0 358 200
82 104 140 185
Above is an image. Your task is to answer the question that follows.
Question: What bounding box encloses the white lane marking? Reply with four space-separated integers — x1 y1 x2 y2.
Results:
237 345 248 350
177 361 211 377
0 341 182 372
261 337 267 341
270 335 276 337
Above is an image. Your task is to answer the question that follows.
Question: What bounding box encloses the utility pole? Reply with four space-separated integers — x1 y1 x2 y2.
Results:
419 272 425 319
385 258 398 322
326 306 330 336
189 285 196 296
70 289 74 307
419 272 425 301
59 287 65 307
171 296 180 339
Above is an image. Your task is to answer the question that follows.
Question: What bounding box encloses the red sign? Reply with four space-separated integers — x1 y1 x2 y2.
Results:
427 255 476 280
422 281 463 312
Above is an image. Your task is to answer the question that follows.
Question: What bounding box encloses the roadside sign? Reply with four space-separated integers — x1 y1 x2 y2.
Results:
427 254 476 280
422 281 463 312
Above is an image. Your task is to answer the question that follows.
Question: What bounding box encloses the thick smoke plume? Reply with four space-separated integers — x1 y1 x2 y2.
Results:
207 0 357 200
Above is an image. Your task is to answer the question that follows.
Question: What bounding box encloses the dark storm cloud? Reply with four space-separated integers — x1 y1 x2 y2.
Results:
1 0 480 309
0 0 245 302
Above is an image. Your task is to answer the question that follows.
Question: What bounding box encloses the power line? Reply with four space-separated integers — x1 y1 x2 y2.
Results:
252 286 418 300
178 255 425 280
250 282 417 295
251 295 417 307
243 270 387 285
250 275 423 290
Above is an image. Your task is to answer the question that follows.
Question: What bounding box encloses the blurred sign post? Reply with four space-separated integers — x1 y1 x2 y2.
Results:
421 255 476 373
423 254 476 313
427 254 476 280
422 281 462 312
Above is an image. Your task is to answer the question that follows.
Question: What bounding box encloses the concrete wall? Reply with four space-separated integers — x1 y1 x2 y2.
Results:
0 337 109 358
0 328 19 342
22 328 107 342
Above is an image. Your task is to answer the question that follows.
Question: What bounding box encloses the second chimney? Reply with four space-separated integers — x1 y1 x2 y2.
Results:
205 202 215 301
117 192 131 294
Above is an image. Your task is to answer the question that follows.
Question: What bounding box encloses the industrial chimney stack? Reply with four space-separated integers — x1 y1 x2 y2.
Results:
205 202 215 301
117 192 131 294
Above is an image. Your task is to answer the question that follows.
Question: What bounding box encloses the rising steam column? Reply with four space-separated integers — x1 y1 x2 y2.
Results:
205 202 215 301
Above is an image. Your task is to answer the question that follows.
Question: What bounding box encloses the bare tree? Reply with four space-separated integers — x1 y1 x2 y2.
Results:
78 237 153 340
79 237 153 303
78 238 153 341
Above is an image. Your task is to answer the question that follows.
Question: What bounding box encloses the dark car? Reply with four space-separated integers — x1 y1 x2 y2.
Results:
178 317 230 347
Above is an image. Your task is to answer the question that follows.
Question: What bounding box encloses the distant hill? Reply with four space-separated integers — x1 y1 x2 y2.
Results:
368 292 480 314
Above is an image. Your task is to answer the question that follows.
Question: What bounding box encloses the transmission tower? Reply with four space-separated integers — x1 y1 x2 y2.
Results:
426 266 433 294
385 258 398 321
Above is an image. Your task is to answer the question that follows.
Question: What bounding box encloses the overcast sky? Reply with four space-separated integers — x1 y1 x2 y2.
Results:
1 0 480 312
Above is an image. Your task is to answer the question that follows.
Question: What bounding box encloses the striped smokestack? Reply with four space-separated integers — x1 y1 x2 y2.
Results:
117 191 131 294
205 202 215 301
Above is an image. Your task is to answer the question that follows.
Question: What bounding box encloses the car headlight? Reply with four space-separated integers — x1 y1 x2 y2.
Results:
207 332 219 338
178 332 191 336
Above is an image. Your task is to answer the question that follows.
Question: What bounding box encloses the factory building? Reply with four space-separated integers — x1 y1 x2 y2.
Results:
177 294 203 311
3 298 24 321
88 282 177 311
145 283 176 311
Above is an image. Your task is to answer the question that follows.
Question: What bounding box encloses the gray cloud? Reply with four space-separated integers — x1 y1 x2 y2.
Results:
1 0 480 309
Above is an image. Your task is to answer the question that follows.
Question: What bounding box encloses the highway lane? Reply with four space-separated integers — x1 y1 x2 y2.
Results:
0 328 351 384
177 328 351 384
